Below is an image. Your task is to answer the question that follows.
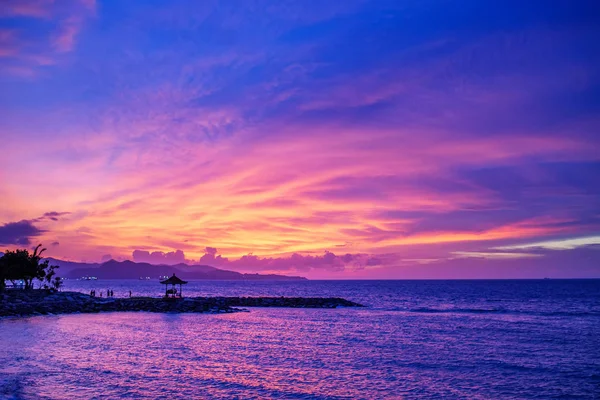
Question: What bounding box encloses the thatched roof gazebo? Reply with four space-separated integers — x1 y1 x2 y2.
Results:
160 273 188 298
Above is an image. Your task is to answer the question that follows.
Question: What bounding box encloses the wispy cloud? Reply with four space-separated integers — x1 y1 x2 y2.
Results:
0 0 54 19
451 251 542 260
53 16 82 52
0 0 95 76
494 236 600 251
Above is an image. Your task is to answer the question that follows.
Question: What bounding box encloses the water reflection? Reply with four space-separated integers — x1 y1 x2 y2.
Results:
1 281 599 399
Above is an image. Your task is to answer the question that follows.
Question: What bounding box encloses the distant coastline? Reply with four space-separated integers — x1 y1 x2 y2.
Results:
46 258 308 281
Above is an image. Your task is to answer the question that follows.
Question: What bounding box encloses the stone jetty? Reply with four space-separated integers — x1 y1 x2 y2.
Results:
0 290 364 318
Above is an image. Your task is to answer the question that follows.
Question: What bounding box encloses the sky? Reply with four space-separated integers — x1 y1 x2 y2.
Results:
1 0 599 279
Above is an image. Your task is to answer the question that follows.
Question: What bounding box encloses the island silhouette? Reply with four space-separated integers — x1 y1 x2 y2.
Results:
48 258 307 281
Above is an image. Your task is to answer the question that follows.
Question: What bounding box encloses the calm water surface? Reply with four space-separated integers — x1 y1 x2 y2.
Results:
1 280 599 399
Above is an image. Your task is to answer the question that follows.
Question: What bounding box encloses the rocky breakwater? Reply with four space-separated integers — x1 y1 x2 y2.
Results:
0 290 240 317
0 291 364 318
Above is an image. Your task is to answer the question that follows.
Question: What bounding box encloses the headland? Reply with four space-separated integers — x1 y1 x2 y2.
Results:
0 290 364 318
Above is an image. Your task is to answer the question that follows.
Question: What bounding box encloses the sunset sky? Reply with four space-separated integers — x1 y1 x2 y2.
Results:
1 0 599 278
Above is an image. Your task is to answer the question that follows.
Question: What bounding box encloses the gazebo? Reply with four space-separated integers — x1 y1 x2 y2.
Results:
160 273 188 298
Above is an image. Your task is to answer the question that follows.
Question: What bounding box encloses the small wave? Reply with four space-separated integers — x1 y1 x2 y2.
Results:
408 307 505 314
388 307 600 317
537 311 600 317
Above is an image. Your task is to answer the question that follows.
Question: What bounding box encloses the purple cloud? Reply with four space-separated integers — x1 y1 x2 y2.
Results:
199 248 229 265
132 249 186 265
196 247 380 273
38 211 71 222
0 220 44 245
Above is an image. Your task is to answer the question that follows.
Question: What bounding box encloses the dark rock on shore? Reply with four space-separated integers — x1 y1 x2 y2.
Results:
0 290 364 318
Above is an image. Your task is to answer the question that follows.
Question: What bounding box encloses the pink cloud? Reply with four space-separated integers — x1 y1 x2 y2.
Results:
0 0 95 75
0 0 54 19
53 16 82 53
0 29 19 57
144 247 382 275
132 249 187 265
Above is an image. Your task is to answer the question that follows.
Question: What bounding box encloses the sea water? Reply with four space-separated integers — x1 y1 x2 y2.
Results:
1 280 599 399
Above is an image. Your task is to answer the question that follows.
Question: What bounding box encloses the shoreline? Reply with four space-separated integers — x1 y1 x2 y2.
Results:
0 290 365 318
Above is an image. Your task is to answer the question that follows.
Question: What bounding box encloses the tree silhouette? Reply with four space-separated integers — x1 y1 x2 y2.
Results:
0 244 60 291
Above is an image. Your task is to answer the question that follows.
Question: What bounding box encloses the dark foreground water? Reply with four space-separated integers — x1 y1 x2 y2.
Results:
1 280 599 399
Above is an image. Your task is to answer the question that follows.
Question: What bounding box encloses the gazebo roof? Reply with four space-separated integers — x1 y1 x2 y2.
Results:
160 273 188 285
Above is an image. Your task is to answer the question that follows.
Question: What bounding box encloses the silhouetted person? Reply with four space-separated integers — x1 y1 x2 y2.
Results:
129 290 132 298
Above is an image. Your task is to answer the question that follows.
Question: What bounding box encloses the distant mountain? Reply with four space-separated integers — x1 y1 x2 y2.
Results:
0 254 83 269
46 257 101 271
54 259 307 280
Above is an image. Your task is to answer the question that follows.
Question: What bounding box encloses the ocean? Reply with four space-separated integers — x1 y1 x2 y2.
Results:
1 280 599 399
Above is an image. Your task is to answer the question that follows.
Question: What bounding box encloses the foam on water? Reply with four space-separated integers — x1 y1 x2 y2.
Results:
1 280 599 399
